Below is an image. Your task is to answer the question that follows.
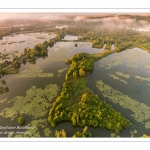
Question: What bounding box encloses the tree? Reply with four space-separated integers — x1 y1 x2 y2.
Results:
13 56 18 61
79 68 85 77
75 43 77 47
65 59 71 65
72 126 92 137
73 71 78 78
24 48 27 54
72 131 82 137
83 126 88 133
5 87 9 92
30 53 36 61
55 129 67 137
27 53 31 59
65 74 69 81
82 119 86 126
22 58 26 65
34 44 42 52
1 79 6 84
81 93 88 102
50 121 56 127
12 60 20 69
141 134 150 138
41 50 47 56
95 94 99 100
17 116 25 125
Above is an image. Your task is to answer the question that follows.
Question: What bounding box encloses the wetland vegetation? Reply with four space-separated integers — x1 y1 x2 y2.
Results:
55 126 92 137
48 52 131 132
1 13 150 137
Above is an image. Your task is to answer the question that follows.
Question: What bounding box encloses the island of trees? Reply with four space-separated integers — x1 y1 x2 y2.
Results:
48 51 132 132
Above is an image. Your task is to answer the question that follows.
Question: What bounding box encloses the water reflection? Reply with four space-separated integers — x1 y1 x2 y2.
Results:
0 32 56 63
88 47 150 137
62 35 81 40
0 40 103 137
1 35 150 137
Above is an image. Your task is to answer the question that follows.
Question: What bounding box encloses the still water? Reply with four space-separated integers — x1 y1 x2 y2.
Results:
0 34 150 137
0 32 56 63
88 48 150 137
0 34 103 137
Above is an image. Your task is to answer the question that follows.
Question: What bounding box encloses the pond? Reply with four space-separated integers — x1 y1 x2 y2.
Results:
0 33 150 137
0 32 56 63
62 35 81 40
0 39 103 137
55 25 68 29
88 47 150 137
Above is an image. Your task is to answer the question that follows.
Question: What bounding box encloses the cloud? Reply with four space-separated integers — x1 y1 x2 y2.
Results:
73 16 85 22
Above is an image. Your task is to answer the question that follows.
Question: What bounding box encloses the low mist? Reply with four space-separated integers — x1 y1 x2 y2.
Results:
0 12 150 31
